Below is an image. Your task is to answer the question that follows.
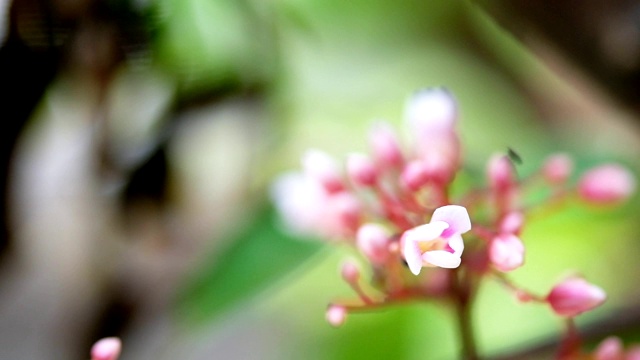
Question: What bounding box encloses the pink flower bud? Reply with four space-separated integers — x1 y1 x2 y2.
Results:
579 164 636 204
369 121 403 168
401 160 429 191
329 192 362 235
405 88 457 134
91 337 122 360
326 305 347 327
546 277 606 317
271 173 328 236
499 211 524 235
347 153 378 186
489 234 525 272
542 153 573 184
302 149 344 193
594 336 624 360
356 223 390 265
487 154 514 191
341 260 361 283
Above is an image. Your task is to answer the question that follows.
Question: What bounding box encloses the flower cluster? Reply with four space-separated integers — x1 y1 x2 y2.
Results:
273 88 636 358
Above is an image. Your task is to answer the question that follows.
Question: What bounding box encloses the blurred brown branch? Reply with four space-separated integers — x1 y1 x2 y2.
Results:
475 0 640 117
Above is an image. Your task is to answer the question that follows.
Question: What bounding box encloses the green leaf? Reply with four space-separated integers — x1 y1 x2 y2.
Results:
176 204 323 326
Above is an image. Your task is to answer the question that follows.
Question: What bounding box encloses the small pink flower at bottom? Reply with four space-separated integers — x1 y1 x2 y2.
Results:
91 337 121 360
546 277 606 317
326 305 347 327
594 336 623 360
401 205 471 274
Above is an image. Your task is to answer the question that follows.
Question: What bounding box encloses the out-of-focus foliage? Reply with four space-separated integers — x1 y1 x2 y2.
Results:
177 204 322 326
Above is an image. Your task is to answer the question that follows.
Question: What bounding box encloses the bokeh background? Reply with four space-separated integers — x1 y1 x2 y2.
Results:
1 0 640 359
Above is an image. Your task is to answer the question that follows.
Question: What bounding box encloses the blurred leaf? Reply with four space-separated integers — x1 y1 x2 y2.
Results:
176 204 323 326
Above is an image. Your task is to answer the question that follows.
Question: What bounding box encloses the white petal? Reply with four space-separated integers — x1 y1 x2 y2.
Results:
431 205 471 235
423 250 461 269
405 88 457 134
447 234 464 256
402 238 424 275
402 221 448 244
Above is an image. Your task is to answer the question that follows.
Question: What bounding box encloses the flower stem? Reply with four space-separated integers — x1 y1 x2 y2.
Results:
451 268 480 360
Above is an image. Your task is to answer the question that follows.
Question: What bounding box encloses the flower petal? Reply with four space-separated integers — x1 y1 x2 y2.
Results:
402 238 424 275
447 234 464 256
401 221 448 244
431 205 471 236
423 250 461 269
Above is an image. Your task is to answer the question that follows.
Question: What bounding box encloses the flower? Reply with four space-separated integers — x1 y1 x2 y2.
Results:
546 277 606 317
542 153 573 184
578 164 636 204
401 205 471 274
91 337 122 360
489 233 525 272
405 89 460 184
594 336 623 360
326 305 347 327
356 223 391 265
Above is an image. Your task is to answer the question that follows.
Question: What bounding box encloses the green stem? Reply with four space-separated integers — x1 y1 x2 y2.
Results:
452 268 480 360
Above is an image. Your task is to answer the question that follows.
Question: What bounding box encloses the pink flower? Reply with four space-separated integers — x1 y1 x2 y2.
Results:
369 121 403 168
405 88 457 134
542 153 573 184
347 153 378 186
405 89 461 183
489 233 525 272
270 172 328 235
487 154 515 191
91 337 122 360
356 223 390 265
401 205 471 274
401 160 429 191
499 211 524 235
302 149 345 193
594 337 624 360
271 173 361 238
546 277 606 317
341 260 361 283
326 305 347 327
579 164 636 204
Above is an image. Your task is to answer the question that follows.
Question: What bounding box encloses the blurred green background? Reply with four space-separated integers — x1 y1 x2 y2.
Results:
1 0 640 359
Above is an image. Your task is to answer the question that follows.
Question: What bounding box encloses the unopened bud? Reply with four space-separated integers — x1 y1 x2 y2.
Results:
401 160 429 191
91 337 122 360
329 192 362 235
356 223 390 265
326 305 347 327
341 260 361 283
347 153 378 186
499 211 524 235
302 149 344 193
546 277 606 317
543 153 573 184
406 88 457 134
369 121 403 168
487 154 514 191
578 164 636 204
489 234 525 272
593 336 623 360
